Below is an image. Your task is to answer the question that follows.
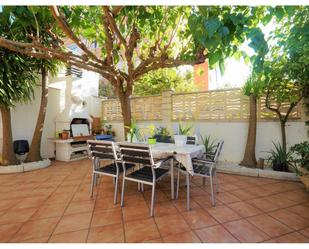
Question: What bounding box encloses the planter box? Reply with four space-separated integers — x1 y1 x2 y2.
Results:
174 135 187 147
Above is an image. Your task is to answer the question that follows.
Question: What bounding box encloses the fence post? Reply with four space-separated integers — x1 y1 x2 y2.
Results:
161 90 174 133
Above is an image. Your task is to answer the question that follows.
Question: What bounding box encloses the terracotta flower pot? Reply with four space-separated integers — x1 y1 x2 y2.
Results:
62 131 69 140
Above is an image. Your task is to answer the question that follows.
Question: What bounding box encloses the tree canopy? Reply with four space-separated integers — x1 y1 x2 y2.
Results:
0 5 276 132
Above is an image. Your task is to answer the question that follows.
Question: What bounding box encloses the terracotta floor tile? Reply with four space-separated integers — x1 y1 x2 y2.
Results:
245 186 271 197
1 160 308 243
10 217 59 242
287 204 309 220
143 189 170 203
94 196 121 211
223 219 270 242
122 193 148 207
220 183 240 192
247 214 292 237
282 190 309 203
49 229 88 243
172 199 200 212
53 212 92 234
87 223 124 243
124 218 160 243
144 238 164 243
91 208 122 227
227 201 262 218
21 236 50 243
216 192 242 204
65 200 95 215
267 195 297 209
152 201 179 217
45 193 74 205
0 207 38 225
193 195 223 209
230 189 257 200
0 199 20 212
181 208 218 230
122 203 150 222
299 227 309 238
195 224 238 243
268 209 309 230
0 223 23 242
247 197 281 212
155 214 190 237
274 232 309 243
31 203 68 219
163 231 201 243
207 205 241 223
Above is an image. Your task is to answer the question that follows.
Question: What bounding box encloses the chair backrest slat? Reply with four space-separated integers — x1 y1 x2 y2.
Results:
186 136 196 145
118 142 153 166
92 151 115 160
122 156 151 165
87 140 117 161
213 140 224 162
121 149 150 157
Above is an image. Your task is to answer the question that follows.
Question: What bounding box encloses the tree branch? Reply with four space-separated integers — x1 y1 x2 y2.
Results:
101 7 114 65
0 37 118 81
102 6 127 49
50 6 104 65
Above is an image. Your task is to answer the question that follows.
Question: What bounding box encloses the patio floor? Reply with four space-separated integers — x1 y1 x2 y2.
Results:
0 159 309 243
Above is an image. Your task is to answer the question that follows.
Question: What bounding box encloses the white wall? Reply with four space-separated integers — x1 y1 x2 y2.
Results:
106 120 307 163
0 86 61 159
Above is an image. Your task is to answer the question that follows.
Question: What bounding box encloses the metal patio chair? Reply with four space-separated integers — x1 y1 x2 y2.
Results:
186 136 196 145
175 140 224 211
87 140 135 204
119 142 171 217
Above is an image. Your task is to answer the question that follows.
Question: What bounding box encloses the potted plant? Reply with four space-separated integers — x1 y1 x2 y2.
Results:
147 124 157 145
154 126 172 143
266 142 293 172
174 123 192 147
291 141 309 191
200 134 216 157
125 120 141 143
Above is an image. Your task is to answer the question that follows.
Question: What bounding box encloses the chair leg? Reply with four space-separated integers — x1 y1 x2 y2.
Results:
138 182 140 191
121 177 126 207
176 170 180 199
186 172 191 211
202 177 206 186
210 175 215 206
113 176 118 205
215 171 219 193
141 183 144 192
90 172 95 198
150 183 156 217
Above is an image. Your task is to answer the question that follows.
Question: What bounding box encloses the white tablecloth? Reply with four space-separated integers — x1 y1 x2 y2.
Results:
150 143 205 175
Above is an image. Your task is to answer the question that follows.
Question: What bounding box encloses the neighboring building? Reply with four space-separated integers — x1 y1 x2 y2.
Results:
193 61 209 91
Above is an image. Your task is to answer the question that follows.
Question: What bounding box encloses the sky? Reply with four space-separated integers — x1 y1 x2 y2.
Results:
208 19 276 90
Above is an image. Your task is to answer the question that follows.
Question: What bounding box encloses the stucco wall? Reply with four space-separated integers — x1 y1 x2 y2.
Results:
0 86 61 159
105 120 307 163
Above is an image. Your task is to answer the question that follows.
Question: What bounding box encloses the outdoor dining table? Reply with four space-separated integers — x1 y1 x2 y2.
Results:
116 142 205 199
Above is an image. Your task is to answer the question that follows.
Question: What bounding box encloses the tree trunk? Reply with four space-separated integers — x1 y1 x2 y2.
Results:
118 92 132 139
280 120 287 152
240 94 257 167
25 66 48 162
0 105 18 165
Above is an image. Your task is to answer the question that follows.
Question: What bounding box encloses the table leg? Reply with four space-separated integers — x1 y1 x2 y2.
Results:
170 158 174 200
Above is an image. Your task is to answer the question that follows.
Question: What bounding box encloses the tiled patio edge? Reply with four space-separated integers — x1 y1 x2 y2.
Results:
217 163 299 182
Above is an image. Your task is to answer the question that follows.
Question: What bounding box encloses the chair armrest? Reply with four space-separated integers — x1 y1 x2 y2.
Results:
192 158 214 165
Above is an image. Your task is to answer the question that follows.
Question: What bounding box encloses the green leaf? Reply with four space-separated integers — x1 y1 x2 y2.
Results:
204 17 222 38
